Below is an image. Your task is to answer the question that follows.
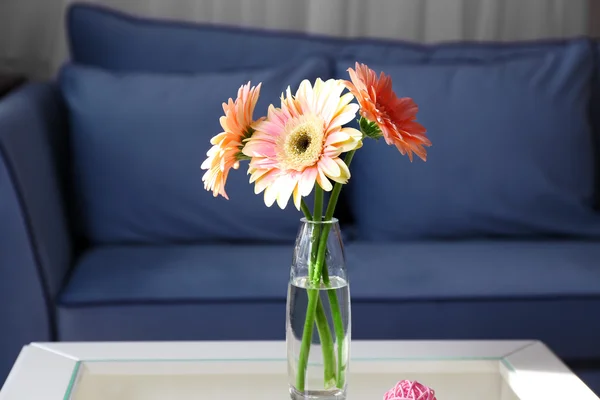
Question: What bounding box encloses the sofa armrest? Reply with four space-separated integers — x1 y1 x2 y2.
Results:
0 82 72 384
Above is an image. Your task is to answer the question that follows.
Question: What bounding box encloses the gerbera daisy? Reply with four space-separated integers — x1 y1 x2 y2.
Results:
242 78 362 210
344 62 431 161
201 82 261 199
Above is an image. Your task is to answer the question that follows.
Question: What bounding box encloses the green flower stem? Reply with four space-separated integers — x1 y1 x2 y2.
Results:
310 150 356 388
310 188 336 385
311 150 356 283
321 264 346 388
296 150 357 391
315 294 336 387
296 288 318 392
300 199 313 221
314 186 324 222
296 187 336 390
311 186 324 264
328 287 346 387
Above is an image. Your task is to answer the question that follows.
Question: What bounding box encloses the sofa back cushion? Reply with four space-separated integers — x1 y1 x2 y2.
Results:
67 4 344 73
66 4 600 239
339 40 600 240
68 4 576 73
59 59 330 244
68 5 600 141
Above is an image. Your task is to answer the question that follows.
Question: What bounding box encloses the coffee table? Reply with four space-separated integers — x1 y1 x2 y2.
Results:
0 340 597 399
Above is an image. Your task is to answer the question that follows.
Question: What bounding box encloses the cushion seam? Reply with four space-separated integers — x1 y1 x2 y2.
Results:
57 294 600 309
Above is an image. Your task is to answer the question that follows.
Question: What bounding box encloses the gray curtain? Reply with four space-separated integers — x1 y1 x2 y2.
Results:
0 0 593 79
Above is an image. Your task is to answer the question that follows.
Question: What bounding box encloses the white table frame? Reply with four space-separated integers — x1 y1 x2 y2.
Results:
0 340 597 400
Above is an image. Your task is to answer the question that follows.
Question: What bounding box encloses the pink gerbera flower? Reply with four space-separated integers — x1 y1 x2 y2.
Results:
201 82 261 199
242 79 362 210
344 62 430 161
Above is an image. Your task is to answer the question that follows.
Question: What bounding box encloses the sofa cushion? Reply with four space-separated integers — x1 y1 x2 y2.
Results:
340 40 600 240
58 245 291 341
59 59 329 244
68 4 579 74
68 3 600 216
576 371 600 396
67 4 344 74
593 43 600 207
58 241 600 360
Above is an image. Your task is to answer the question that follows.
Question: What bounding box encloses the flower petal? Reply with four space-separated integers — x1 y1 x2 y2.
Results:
336 127 363 152
334 157 351 181
328 96 359 129
201 82 261 199
316 168 333 192
345 63 430 160
254 169 278 194
299 166 318 196
319 156 341 178
293 185 302 210
275 175 297 209
264 182 278 207
325 130 350 147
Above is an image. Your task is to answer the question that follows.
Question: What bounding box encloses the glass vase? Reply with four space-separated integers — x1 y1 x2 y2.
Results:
286 218 351 400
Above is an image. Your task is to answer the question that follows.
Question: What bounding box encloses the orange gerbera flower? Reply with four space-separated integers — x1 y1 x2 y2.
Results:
344 63 431 161
201 82 261 199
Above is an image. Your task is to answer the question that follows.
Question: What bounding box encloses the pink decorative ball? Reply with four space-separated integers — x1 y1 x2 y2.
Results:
383 380 437 400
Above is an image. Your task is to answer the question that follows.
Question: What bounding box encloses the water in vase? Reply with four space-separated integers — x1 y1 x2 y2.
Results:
287 275 351 400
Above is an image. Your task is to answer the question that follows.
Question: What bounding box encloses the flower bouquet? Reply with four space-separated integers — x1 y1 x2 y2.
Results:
201 63 430 399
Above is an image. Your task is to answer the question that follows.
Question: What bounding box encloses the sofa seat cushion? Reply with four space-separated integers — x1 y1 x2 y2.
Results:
60 245 291 304
58 241 600 360
346 241 600 361
58 245 291 341
59 59 329 244
347 241 600 300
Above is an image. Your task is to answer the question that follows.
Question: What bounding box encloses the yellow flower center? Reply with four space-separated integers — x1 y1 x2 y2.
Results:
277 114 325 171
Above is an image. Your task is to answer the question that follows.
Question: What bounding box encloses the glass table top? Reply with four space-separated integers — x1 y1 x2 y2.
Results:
67 358 519 400
3 341 597 400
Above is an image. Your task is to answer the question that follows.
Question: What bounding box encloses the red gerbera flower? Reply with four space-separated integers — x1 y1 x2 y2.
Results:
344 63 431 161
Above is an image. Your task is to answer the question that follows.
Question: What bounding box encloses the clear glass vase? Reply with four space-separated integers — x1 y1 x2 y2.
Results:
286 218 351 400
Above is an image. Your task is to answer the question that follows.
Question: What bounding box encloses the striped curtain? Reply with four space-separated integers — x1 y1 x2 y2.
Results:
0 0 594 79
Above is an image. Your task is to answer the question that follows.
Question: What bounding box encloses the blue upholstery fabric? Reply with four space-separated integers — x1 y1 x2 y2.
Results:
346 241 600 360
68 3 600 213
577 371 600 396
68 4 343 73
0 83 72 383
60 245 290 304
343 41 600 240
592 44 600 207
59 60 329 244
68 4 580 73
58 241 600 359
58 245 291 340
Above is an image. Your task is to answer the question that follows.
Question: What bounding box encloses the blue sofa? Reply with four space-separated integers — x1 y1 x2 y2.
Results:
1 4 600 392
